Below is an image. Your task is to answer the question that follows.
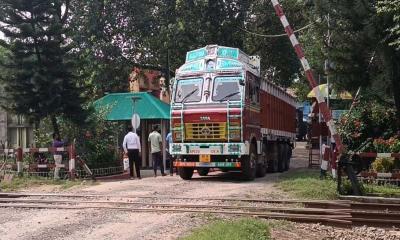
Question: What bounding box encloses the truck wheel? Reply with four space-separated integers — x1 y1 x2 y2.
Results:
241 144 256 180
267 143 278 173
278 143 285 172
178 168 194 180
256 163 266 177
197 168 209 176
284 144 291 171
288 146 292 169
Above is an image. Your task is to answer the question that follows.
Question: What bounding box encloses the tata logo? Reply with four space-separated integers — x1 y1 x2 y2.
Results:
201 127 211 135
200 116 211 121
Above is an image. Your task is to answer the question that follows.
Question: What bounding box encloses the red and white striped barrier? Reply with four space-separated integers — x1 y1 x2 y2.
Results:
0 145 76 179
270 0 343 153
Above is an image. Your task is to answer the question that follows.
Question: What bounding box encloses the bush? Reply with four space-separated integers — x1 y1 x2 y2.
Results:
34 105 124 169
371 157 395 172
338 98 398 152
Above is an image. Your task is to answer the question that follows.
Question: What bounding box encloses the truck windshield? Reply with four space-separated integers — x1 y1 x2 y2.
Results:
212 77 241 102
174 78 203 103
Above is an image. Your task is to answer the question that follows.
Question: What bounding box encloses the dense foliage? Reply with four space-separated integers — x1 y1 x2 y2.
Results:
338 96 399 151
306 0 400 125
0 0 87 134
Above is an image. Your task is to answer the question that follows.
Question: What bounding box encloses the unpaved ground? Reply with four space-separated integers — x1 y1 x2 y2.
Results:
0 169 288 240
1 142 398 240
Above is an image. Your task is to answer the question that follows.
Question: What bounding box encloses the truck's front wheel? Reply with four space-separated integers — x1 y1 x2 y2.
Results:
197 168 209 176
178 167 194 180
241 144 256 181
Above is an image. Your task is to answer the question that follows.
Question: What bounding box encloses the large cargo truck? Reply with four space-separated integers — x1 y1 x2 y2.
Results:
170 45 296 180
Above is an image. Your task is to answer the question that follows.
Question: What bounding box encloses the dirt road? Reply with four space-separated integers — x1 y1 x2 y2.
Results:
0 143 322 240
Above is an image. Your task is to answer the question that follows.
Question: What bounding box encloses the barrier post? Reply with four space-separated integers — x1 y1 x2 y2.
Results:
16 147 23 176
69 143 76 180
320 144 329 179
331 148 337 179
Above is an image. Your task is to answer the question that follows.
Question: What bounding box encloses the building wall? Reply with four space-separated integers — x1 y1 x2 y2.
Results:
0 108 34 148
0 109 6 147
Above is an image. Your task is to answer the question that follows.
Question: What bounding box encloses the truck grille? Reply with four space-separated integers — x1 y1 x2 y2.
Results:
185 122 226 141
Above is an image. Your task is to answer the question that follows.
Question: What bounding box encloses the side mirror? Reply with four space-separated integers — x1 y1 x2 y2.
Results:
239 79 245 86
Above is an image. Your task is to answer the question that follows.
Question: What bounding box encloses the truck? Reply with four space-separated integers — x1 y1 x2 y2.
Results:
170 45 296 180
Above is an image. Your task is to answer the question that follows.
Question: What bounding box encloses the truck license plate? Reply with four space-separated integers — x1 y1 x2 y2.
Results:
200 155 211 163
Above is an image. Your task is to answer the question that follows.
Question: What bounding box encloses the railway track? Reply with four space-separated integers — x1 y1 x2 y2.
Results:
0 192 399 228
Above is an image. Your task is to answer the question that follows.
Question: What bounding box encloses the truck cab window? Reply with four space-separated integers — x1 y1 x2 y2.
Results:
247 73 260 104
212 77 241 102
174 78 203 103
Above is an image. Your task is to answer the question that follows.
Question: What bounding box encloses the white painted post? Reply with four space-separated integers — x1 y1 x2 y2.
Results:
161 119 167 173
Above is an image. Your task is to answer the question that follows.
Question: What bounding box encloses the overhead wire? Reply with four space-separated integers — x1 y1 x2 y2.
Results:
239 23 314 38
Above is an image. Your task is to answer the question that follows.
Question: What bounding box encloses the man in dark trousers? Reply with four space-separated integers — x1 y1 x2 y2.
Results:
148 125 166 177
123 126 141 179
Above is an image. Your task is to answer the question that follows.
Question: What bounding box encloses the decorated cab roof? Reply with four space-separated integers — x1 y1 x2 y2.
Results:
176 45 260 77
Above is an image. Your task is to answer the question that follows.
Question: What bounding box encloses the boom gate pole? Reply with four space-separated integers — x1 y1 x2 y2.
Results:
270 0 363 195
269 0 344 153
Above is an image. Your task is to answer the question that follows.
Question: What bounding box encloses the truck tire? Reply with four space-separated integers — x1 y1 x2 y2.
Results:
267 143 278 173
256 163 266 177
278 143 285 172
284 144 292 171
178 168 194 180
241 144 257 180
197 168 209 176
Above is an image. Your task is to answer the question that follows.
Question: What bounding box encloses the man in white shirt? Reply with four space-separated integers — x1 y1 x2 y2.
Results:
123 126 141 179
148 125 166 177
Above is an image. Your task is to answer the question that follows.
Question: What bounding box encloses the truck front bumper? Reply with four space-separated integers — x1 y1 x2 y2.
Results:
174 161 241 168
170 142 249 156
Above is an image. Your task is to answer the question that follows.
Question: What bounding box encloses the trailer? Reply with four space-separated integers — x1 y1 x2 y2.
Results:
170 45 296 180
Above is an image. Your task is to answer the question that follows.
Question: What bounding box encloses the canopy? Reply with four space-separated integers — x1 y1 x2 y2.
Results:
307 84 352 100
94 92 170 120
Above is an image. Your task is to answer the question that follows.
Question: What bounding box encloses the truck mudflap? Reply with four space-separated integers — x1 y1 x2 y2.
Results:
174 161 241 168
170 142 249 155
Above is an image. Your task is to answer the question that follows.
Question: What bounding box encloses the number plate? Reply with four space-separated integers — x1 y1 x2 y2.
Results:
200 155 211 163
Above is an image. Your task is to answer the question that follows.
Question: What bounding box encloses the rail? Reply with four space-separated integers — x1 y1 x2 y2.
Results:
0 193 399 228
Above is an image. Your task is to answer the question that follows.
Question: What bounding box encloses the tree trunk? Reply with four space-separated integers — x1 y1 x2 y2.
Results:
389 54 400 131
382 46 400 131
51 115 60 136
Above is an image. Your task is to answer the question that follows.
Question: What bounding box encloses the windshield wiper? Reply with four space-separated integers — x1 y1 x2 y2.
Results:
181 88 198 103
217 91 240 102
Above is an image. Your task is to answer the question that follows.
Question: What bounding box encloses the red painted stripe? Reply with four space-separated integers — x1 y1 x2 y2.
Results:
294 45 305 59
274 5 284 17
304 70 318 88
285 26 294 36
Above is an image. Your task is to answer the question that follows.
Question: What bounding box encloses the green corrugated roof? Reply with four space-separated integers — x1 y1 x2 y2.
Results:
94 92 170 120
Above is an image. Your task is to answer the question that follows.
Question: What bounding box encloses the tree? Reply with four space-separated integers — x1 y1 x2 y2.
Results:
306 0 400 127
0 0 87 134
377 0 400 50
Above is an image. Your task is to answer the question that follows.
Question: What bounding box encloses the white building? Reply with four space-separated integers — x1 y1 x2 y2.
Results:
0 109 34 149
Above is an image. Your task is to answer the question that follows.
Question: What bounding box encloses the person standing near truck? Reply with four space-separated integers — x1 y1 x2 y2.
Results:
123 126 142 179
148 125 166 177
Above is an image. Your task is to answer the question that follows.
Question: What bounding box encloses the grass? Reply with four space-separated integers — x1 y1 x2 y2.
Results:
364 184 400 197
276 169 339 200
180 218 270 240
276 168 400 199
0 175 96 191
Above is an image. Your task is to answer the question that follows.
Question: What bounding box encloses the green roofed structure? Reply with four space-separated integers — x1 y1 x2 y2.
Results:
94 92 170 169
94 92 170 120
